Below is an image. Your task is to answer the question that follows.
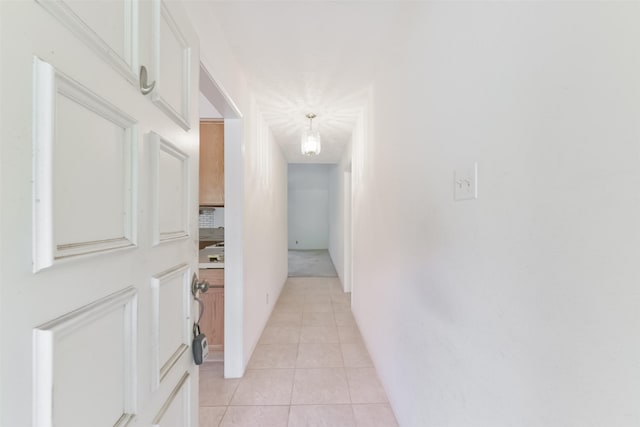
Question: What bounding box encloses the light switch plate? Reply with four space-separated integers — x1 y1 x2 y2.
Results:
454 163 478 201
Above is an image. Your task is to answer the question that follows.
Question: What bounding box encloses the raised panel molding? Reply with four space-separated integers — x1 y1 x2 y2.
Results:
150 264 191 390
35 0 138 84
151 0 191 130
33 287 138 427
149 131 190 245
152 372 191 427
32 58 138 273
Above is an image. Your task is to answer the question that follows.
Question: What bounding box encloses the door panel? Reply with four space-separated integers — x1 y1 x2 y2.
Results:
152 373 192 427
33 287 137 427
1 1 200 425
150 132 190 245
150 264 191 391
151 1 191 130
33 58 137 272
34 0 138 83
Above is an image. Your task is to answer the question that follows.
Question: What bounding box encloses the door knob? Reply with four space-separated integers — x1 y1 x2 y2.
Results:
191 273 209 297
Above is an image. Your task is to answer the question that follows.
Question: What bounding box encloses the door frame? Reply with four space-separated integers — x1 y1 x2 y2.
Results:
198 63 244 378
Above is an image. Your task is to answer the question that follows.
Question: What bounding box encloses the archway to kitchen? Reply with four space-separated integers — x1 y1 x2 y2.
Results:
199 63 245 378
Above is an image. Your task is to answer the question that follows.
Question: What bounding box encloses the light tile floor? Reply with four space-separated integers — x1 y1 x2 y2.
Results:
199 277 399 427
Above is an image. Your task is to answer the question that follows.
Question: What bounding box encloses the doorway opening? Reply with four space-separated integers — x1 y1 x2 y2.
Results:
199 63 244 378
287 163 338 278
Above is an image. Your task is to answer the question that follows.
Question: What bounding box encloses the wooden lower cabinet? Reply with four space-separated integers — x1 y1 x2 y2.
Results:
199 269 224 351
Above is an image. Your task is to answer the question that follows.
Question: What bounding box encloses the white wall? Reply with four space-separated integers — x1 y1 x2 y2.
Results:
328 142 352 290
243 103 289 366
352 2 640 426
184 3 289 377
288 164 331 249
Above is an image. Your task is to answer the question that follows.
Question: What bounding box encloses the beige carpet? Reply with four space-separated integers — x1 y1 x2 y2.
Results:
288 250 338 277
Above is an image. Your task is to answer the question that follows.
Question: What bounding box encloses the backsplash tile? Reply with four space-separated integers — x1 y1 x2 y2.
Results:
199 208 224 228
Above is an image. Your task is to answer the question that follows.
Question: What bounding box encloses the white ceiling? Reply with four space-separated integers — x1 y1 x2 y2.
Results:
207 2 402 164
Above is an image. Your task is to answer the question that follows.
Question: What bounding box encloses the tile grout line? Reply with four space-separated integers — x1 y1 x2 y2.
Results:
338 300 356 419
289 288 303 420
341 292 361 427
216 405 229 427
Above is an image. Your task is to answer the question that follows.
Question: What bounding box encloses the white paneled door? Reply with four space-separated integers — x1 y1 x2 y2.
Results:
0 1 200 426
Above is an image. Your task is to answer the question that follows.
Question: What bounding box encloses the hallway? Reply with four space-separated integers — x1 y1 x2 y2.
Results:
199 277 398 426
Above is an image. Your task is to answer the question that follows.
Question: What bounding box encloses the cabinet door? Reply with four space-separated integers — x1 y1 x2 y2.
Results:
210 288 225 350
199 121 224 206
200 288 224 350
199 269 224 350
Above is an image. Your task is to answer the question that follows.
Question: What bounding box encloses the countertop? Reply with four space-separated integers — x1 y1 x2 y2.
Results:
200 227 224 242
199 247 224 269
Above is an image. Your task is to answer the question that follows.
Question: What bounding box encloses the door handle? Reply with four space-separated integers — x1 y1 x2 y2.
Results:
139 65 156 95
192 273 210 296
192 273 209 325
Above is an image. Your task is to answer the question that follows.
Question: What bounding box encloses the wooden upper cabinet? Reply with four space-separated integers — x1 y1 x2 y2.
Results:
199 121 224 206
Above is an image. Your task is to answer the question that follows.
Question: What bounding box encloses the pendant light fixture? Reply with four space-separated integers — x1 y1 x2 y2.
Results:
301 113 321 156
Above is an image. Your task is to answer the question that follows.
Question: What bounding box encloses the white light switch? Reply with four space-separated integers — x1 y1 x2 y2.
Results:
454 163 477 201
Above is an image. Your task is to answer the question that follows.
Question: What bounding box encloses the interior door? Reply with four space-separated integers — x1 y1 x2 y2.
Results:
0 1 200 426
